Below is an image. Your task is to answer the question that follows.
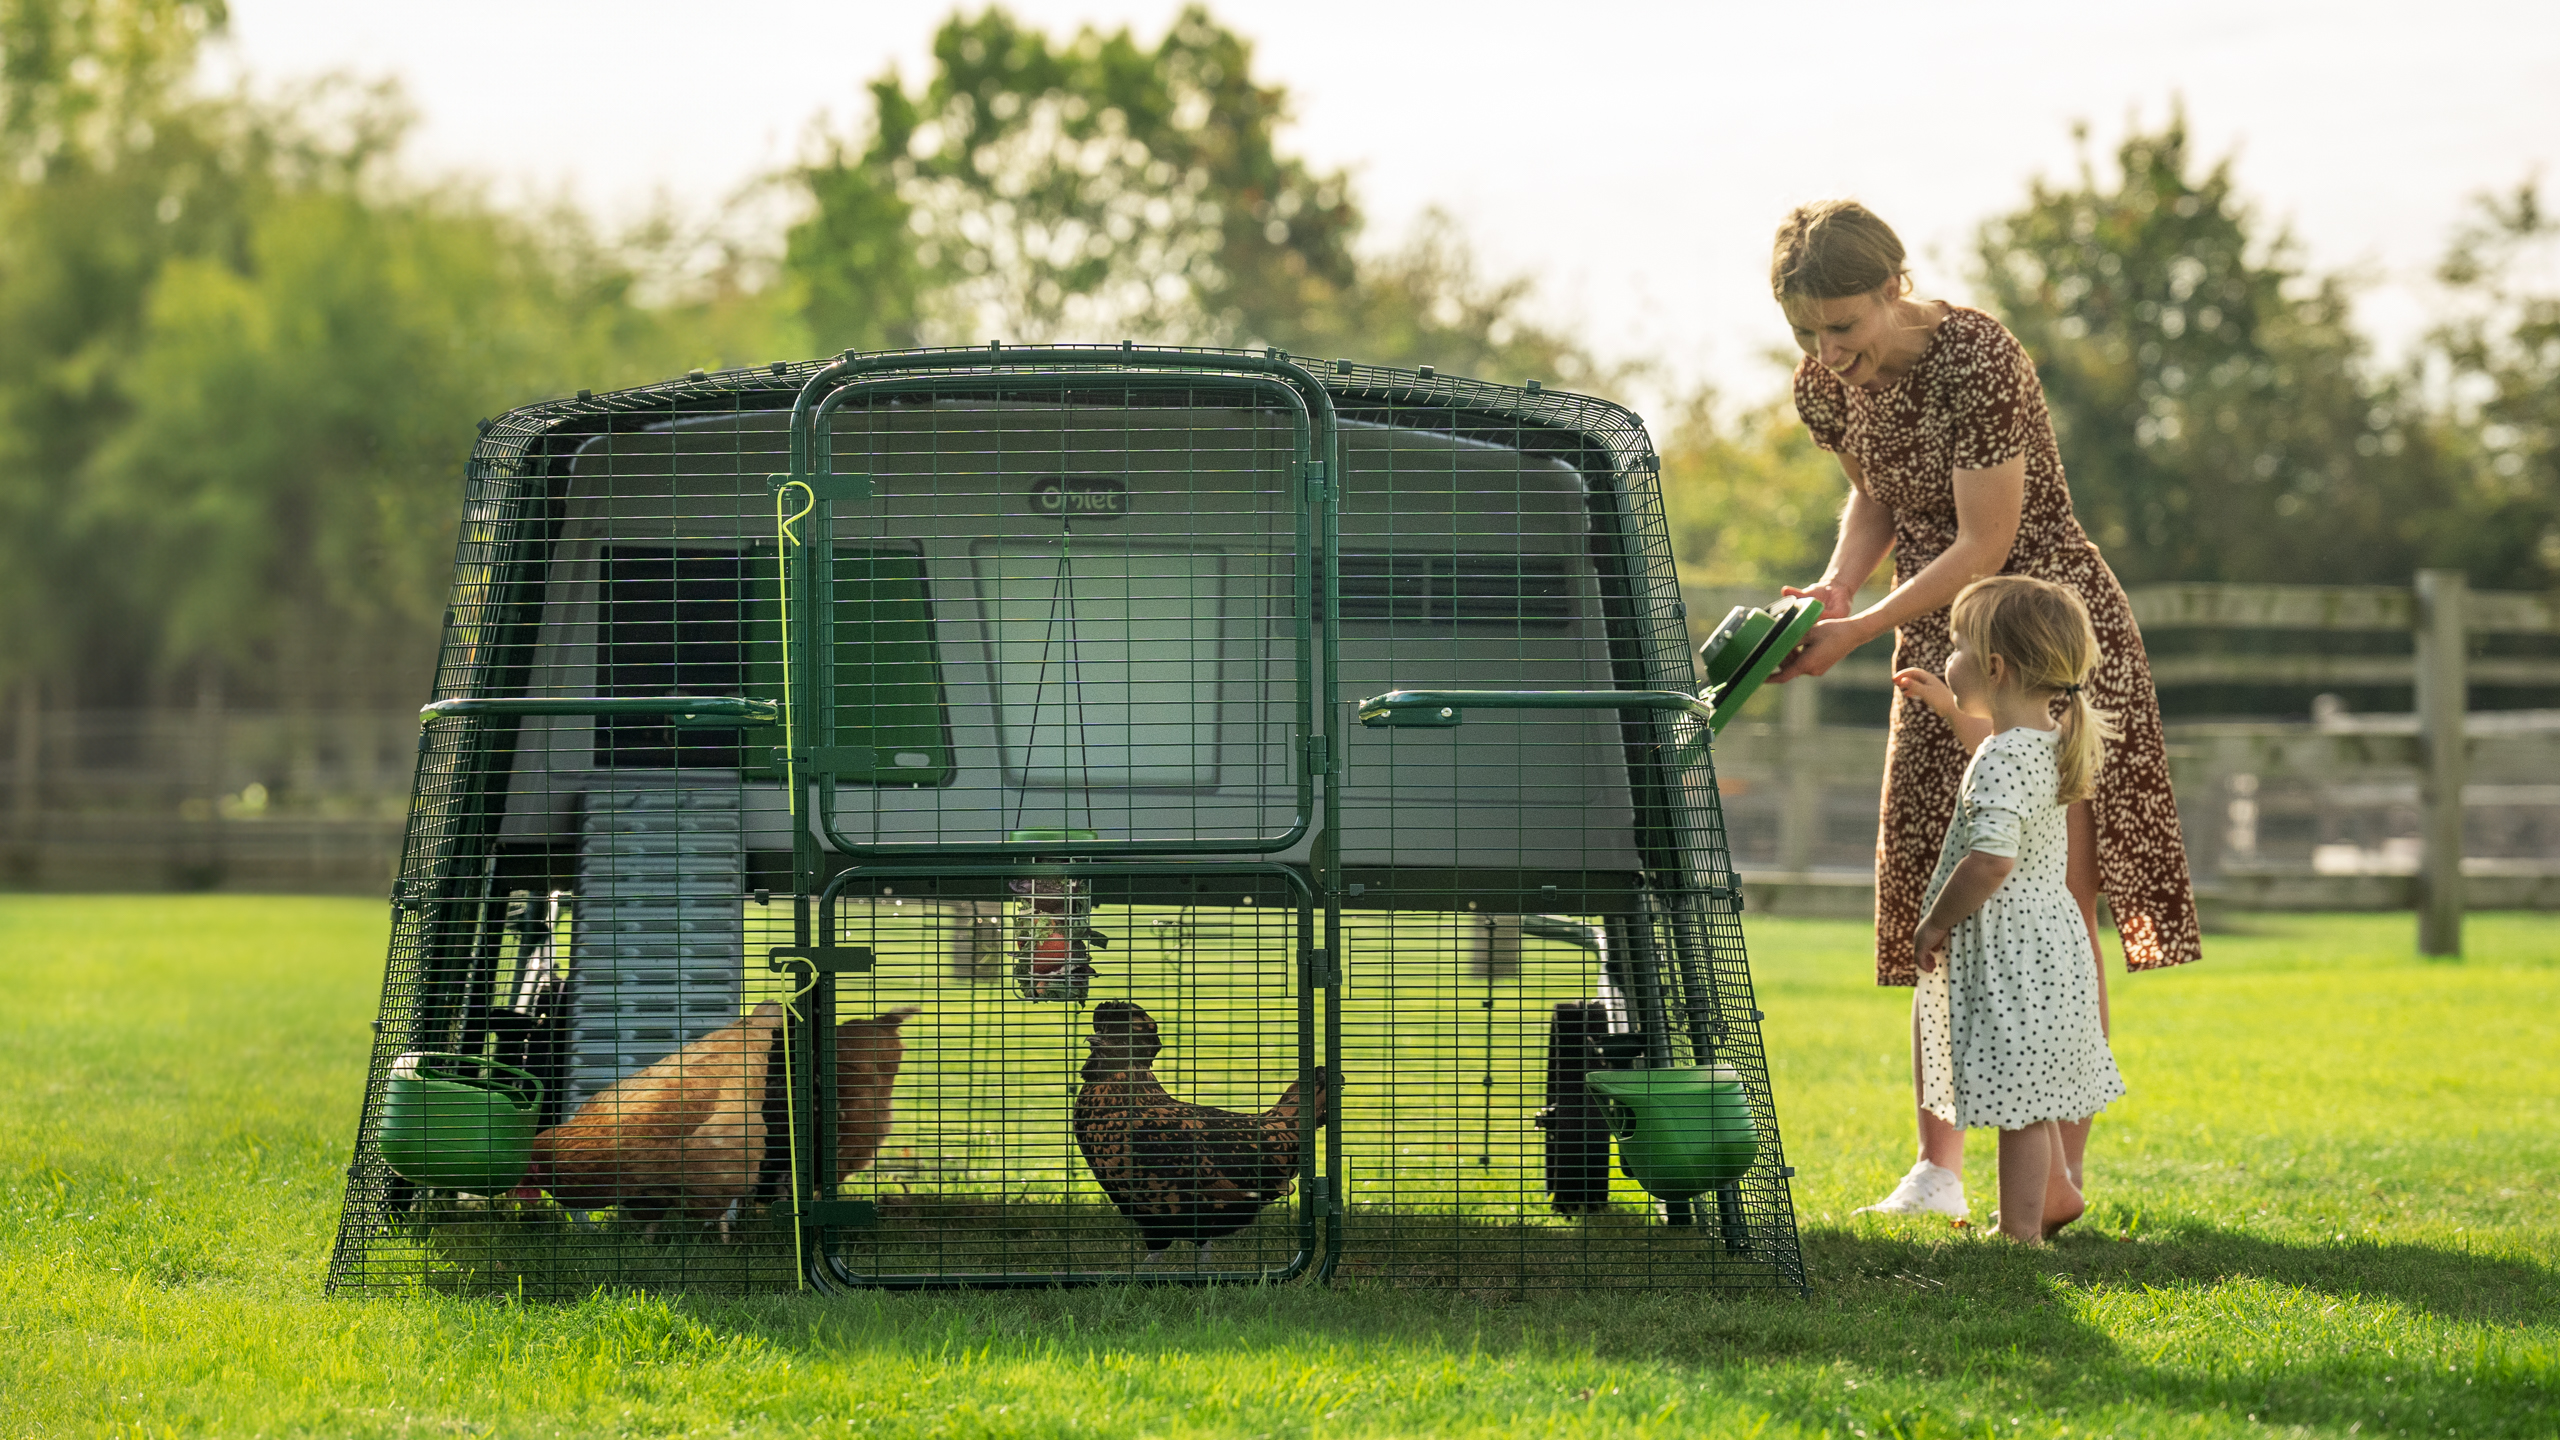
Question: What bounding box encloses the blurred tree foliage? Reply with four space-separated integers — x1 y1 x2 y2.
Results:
0 0 792 715
784 5 1594 385
1653 384 1843 589
2427 182 2560 588
6 5 2547 739
1967 110 2522 588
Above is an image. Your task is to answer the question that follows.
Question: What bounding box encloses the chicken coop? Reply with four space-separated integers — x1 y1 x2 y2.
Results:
326 344 1807 1298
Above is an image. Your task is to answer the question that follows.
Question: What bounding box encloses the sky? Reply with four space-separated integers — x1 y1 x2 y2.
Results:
212 0 2559 406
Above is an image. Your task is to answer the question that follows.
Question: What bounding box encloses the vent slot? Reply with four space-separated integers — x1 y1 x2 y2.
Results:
1338 553 1576 628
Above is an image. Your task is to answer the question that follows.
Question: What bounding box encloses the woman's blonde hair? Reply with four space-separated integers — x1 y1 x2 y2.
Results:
1771 200 1910 309
1949 576 2117 805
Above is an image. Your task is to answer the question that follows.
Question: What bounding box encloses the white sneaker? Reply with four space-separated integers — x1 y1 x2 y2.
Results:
1853 1160 1968 1218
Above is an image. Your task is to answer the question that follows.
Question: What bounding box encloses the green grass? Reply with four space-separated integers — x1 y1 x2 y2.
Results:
2 896 2553 1437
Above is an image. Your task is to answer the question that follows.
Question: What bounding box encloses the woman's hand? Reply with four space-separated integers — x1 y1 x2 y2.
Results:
1914 920 1951 974
1892 667 1956 720
1780 578 1856 620
1770 614 1874 683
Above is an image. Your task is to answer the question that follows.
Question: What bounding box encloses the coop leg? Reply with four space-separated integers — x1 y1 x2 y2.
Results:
1661 1198 1694 1226
1715 1181 1750 1254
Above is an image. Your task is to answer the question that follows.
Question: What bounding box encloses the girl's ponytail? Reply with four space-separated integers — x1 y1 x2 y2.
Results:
1949 576 2118 805
2053 676 2113 806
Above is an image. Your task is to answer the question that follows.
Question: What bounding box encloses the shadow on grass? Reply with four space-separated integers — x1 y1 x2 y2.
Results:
610 1219 2557 1436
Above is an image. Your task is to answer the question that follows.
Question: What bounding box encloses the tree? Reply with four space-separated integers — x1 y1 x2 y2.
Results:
782 6 1596 386
2 3 797 721
1653 383 1844 589
1972 109 2454 585
786 5 1359 352
0 0 252 701
2424 181 2560 589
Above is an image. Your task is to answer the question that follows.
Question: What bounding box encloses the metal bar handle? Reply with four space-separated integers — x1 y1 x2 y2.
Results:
420 695 781 725
1355 688 1711 728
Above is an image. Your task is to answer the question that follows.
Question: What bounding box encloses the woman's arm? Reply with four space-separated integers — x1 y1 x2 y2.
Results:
1771 453 2027 682
1779 452 1896 622
1914 849 2019 973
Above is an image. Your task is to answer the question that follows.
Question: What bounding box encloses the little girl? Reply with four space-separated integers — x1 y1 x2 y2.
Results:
1894 576 2126 1245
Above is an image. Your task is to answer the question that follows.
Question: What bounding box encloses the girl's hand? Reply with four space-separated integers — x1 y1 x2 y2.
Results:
1914 921 1951 973
1893 667 1956 719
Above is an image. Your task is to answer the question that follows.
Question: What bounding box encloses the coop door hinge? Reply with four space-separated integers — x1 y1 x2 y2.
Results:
1303 946 1335 989
1300 733 1333 776
768 945 874 975
803 1199 878 1229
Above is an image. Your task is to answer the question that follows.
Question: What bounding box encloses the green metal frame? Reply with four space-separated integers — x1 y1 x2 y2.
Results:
1355 688 1713 729
794 860 1328 1291
768 346 1346 1292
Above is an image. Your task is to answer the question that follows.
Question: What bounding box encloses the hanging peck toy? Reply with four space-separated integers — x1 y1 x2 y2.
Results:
1008 829 1105 1000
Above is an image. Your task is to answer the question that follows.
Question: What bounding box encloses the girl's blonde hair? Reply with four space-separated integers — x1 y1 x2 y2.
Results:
1950 576 2117 805
1771 200 1911 308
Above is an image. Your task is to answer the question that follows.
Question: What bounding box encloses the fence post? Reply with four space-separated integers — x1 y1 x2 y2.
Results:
2414 569 2467 957
1777 674 1822 875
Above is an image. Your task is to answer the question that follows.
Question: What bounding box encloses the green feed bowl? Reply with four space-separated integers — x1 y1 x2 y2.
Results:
1585 1064 1759 1201
376 1052 541 1193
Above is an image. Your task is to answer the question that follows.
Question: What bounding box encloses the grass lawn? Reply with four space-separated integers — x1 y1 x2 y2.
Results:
1 895 2552 1437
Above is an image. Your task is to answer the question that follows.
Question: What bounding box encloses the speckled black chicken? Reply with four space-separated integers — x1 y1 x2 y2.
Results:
1071 1000 1329 1266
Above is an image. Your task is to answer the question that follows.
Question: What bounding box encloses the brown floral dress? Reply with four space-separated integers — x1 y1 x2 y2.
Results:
1795 305 2202 985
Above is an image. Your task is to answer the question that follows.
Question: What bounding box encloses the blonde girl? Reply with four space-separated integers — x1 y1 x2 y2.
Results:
1893 575 2126 1244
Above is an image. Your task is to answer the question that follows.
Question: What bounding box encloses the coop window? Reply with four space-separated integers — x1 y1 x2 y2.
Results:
973 544 1229 789
596 546 951 781
595 548 758 770
1336 553 1575 628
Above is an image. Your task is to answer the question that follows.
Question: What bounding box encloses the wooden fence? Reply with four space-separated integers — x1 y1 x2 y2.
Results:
1693 575 2560 954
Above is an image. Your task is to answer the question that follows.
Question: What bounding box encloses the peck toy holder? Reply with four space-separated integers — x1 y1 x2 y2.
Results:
1007 829 1105 1001
327 344 1805 1299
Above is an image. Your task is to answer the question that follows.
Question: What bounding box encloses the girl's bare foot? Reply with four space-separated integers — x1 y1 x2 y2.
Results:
2042 1179 2086 1240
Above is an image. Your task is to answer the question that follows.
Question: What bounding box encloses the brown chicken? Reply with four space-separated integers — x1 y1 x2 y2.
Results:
1071 1000 1328 1265
525 1003 920 1230
832 1005 920 1181
525 1002 784 1230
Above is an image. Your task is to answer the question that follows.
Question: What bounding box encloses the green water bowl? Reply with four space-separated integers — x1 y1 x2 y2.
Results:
1584 1064 1760 1201
376 1052 541 1193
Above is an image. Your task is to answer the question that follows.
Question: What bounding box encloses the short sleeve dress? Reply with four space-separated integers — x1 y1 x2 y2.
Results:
1795 305 2201 986
1915 727 2126 1129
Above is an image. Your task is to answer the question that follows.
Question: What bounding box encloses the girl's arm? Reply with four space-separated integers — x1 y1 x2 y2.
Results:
1891 667 1993 752
1914 850 2018 973
1775 454 2026 682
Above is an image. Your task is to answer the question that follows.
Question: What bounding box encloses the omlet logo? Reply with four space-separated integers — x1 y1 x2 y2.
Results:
1027 476 1128 520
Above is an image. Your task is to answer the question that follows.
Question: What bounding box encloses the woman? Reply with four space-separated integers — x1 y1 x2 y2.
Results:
1763 200 2200 1223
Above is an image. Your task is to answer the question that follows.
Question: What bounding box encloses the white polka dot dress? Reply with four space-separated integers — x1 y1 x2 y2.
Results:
1915 727 2126 1131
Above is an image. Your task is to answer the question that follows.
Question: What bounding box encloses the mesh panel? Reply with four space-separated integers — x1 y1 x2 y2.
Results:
325 346 1804 1298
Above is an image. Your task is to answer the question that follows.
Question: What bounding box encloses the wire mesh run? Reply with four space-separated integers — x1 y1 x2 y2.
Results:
326 345 1803 1299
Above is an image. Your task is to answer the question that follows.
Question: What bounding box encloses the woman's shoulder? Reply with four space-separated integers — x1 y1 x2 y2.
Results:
1929 306 2029 369
1793 352 1843 403
1792 354 1848 447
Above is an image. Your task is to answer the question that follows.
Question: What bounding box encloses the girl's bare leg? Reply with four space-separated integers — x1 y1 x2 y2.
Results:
2058 798 2105 1192
1913 1006 1965 1172
2042 1119 2085 1238
1996 1122 2057 1245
